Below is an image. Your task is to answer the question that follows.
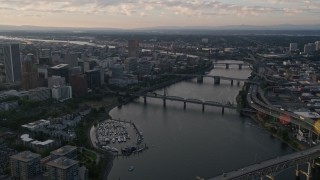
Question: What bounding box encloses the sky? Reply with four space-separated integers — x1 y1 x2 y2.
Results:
0 0 320 29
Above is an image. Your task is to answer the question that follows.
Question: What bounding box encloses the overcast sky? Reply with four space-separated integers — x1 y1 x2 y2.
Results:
0 0 319 28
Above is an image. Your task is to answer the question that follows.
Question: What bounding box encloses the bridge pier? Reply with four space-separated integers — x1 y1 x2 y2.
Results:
212 64 214 69
202 104 205 112
163 98 166 108
222 106 225 114
231 80 234 86
197 76 203 83
143 96 147 104
296 164 300 178
238 64 242 70
183 101 186 110
265 175 274 180
225 64 229 69
214 77 221 85
300 161 312 180
237 81 240 86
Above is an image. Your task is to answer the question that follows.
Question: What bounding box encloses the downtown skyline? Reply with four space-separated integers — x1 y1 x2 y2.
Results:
0 0 320 29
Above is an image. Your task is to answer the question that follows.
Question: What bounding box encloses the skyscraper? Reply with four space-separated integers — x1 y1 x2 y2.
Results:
21 53 38 90
289 43 298 51
0 44 22 83
128 39 139 57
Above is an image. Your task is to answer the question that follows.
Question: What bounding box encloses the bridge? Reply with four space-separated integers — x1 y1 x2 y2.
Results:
163 74 249 85
212 62 250 70
209 145 320 180
131 93 237 114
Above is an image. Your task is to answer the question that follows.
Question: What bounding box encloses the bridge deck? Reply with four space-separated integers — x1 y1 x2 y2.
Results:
209 145 320 180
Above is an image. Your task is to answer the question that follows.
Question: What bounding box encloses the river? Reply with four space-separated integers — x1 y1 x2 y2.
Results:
106 63 306 180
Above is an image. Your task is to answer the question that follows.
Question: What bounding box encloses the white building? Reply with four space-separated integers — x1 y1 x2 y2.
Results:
52 86 72 102
22 119 50 130
316 41 320 51
289 43 298 51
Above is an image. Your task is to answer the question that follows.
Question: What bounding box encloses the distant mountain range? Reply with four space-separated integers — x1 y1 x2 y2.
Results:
1 24 320 32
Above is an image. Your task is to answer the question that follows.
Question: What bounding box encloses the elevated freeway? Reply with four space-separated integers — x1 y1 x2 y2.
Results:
209 145 320 180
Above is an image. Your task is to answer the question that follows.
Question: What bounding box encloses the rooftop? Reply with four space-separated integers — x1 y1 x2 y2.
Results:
51 64 69 69
46 157 78 169
11 151 41 162
51 145 77 156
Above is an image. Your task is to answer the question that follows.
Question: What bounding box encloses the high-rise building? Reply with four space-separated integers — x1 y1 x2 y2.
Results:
138 60 152 75
316 41 320 51
21 54 38 90
39 49 51 65
70 74 88 97
111 64 124 79
85 70 101 89
64 53 78 69
10 151 41 180
0 44 22 83
289 43 298 51
52 85 72 102
128 39 139 57
49 64 70 83
125 57 138 73
46 157 79 180
304 43 316 54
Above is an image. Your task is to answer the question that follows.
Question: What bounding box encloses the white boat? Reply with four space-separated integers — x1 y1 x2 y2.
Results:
112 138 115 143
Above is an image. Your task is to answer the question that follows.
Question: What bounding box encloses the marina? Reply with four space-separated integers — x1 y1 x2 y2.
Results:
95 118 147 156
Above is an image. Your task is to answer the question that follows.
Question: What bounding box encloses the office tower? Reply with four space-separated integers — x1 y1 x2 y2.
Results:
125 57 138 73
64 53 78 68
316 41 320 51
21 53 38 90
46 157 79 180
85 70 101 89
39 49 51 65
304 43 316 54
111 64 124 79
49 64 70 83
128 39 139 57
0 44 22 83
10 151 41 180
289 43 298 51
70 74 88 97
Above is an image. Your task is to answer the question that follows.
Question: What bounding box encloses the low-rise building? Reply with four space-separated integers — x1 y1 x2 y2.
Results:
52 85 72 102
50 145 77 160
29 87 51 101
22 119 50 131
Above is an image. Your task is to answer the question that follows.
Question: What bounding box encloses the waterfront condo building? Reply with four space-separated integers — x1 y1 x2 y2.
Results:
46 157 79 180
10 151 41 180
50 145 78 160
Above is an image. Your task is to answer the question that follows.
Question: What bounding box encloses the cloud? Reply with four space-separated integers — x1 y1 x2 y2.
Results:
0 0 318 18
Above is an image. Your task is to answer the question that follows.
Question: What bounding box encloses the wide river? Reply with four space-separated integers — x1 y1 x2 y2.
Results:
107 63 311 180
